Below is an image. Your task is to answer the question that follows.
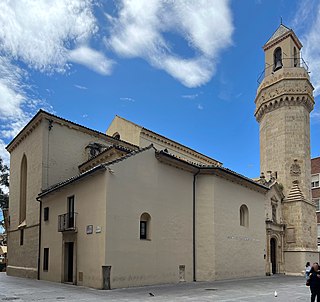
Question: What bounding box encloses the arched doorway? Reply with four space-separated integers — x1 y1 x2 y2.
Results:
270 238 277 274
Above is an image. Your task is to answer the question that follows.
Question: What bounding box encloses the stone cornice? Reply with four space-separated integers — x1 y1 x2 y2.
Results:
255 94 314 122
79 147 128 173
6 115 43 153
266 220 285 232
254 71 315 122
6 110 138 153
263 30 302 51
141 129 222 166
256 68 313 97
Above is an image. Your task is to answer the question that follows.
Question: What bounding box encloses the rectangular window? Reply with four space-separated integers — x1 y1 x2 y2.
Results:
44 207 49 221
43 248 49 271
272 205 277 223
312 174 320 188
20 229 24 246
314 199 320 212
140 221 147 239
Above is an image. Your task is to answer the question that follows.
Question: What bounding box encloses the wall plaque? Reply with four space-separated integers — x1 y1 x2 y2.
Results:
86 225 93 234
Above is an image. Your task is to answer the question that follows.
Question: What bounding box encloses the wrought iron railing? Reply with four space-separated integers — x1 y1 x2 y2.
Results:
257 57 309 84
58 212 77 232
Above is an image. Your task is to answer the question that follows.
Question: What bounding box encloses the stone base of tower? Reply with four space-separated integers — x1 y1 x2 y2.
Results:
284 250 319 275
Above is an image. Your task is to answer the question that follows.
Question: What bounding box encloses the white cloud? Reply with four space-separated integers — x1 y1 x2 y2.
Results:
0 0 106 165
107 0 233 87
197 104 204 110
294 1 320 96
0 58 26 119
182 94 199 99
74 84 88 90
120 97 135 102
0 140 10 166
69 46 114 75
311 110 320 122
0 0 98 72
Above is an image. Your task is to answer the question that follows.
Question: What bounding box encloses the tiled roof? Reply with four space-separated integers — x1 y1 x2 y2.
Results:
6 109 139 151
78 144 136 169
114 115 222 165
156 150 269 191
265 24 291 45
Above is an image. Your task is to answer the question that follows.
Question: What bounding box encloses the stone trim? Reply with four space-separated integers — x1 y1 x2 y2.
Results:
263 30 302 51
7 265 37 272
6 116 43 153
256 69 313 96
141 130 221 166
6 110 138 153
8 223 40 233
79 147 128 173
255 95 314 122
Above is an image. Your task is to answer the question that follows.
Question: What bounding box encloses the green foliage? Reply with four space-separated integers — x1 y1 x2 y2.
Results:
0 157 9 210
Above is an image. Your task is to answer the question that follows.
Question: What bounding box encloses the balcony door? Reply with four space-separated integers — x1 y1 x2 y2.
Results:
67 196 74 228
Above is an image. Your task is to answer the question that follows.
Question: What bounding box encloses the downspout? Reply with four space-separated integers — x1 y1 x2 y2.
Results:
36 197 42 280
193 168 200 282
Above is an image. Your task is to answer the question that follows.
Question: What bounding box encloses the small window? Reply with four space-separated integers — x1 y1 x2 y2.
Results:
293 47 298 67
44 207 49 221
140 221 147 239
272 205 277 223
43 248 49 271
20 229 24 246
140 212 151 240
240 205 249 227
113 132 120 140
312 174 320 188
314 199 320 212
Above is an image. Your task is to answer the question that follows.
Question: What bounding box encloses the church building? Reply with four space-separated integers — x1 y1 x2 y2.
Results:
5 25 318 289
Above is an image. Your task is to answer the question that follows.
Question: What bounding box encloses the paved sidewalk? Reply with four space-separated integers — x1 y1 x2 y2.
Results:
0 273 311 301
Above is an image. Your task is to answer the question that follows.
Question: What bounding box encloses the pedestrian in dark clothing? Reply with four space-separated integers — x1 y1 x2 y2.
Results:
308 263 320 302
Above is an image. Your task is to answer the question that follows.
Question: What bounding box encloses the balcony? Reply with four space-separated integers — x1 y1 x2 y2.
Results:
58 212 77 232
257 57 309 84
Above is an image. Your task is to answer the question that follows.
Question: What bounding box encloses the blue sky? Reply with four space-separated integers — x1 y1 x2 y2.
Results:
0 0 320 182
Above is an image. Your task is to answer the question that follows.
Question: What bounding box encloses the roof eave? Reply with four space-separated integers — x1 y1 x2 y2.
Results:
38 165 106 199
263 30 303 51
6 110 139 153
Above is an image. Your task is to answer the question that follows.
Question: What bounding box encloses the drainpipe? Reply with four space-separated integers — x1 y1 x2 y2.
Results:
36 197 42 280
193 168 200 282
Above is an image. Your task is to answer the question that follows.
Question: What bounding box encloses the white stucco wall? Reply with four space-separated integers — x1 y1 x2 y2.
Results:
40 172 107 289
105 148 194 288
196 174 266 280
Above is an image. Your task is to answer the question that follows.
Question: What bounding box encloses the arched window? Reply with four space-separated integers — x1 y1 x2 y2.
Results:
19 154 27 223
140 212 151 240
113 132 120 140
240 204 249 227
293 47 298 67
273 47 283 71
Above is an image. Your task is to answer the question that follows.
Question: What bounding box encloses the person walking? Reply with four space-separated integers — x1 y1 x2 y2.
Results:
307 263 320 302
307 262 312 279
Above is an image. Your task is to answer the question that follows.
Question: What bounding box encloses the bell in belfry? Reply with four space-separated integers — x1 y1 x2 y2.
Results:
273 47 283 71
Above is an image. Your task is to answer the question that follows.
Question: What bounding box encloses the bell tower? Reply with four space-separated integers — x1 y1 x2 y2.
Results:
255 24 318 274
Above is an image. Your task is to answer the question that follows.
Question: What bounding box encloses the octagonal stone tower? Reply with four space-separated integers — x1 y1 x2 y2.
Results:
255 24 318 274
